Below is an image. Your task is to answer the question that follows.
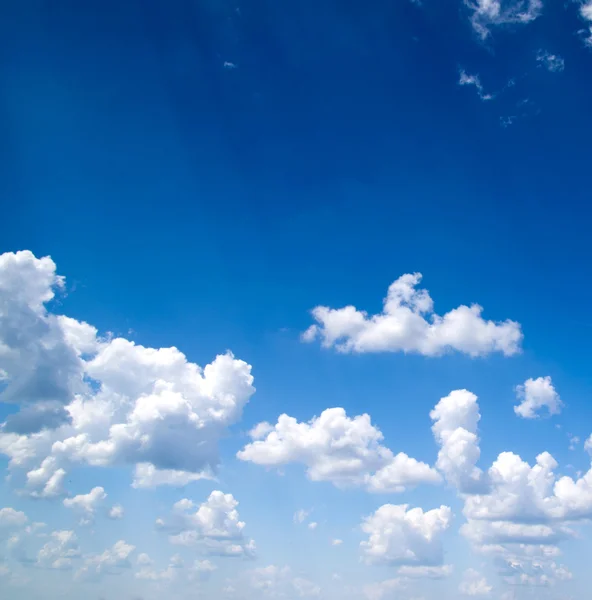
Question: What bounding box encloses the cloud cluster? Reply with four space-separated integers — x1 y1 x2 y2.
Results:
156 491 256 558
238 407 440 492
0 251 255 492
459 70 494 100
466 0 543 39
302 273 522 357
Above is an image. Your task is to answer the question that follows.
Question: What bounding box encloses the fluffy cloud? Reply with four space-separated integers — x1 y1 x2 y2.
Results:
514 376 563 419
360 503 452 567
63 486 107 521
108 504 124 519
75 540 135 581
466 0 543 39
0 507 28 528
430 390 485 493
459 569 492 596
37 530 81 570
0 250 255 491
238 407 440 492
302 273 521 357
156 491 256 558
459 70 493 100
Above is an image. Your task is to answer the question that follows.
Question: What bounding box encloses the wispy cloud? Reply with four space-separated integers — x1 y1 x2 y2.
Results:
458 70 494 101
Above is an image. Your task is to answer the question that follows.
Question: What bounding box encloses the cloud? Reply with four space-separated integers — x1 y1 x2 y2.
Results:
459 569 492 596
63 486 107 521
514 377 563 419
37 530 81 570
0 507 28 528
108 504 124 520
580 1 592 46
363 578 405 600
238 407 440 492
397 565 453 579
307 521 318 530
360 503 452 567
331 538 343 546
0 250 256 491
156 490 256 558
459 71 494 101
302 273 522 357
246 565 320 598
294 509 311 524
466 0 543 39
431 390 485 493
76 540 135 581
536 50 565 73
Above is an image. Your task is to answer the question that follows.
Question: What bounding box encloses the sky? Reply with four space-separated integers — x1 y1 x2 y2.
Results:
2 0 592 599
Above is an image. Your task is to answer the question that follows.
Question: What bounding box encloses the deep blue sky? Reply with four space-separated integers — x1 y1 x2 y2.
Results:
2 1 592 599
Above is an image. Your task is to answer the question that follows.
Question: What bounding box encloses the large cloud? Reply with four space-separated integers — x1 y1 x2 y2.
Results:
360 503 452 567
238 407 440 492
302 273 522 357
0 250 255 490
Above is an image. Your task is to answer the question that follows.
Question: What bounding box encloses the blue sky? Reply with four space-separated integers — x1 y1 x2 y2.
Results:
2 1 592 599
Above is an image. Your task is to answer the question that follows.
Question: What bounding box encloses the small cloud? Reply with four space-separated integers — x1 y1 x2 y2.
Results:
308 522 318 530
223 61 238 70
108 505 124 520
331 539 343 546
536 50 565 73
458 70 494 101
293 509 311 524
500 116 517 128
568 435 580 451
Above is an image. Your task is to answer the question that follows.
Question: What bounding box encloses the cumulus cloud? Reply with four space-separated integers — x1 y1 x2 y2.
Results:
459 569 492 596
0 250 256 491
360 503 452 567
63 486 107 522
466 0 543 39
580 1 592 46
238 407 440 492
431 390 485 493
108 504 124 520
459 70 494 100
514 376 563 419
76 540 135 581
37 530 81 570
156 491 256 558
0 507 28 528
302 273 522 357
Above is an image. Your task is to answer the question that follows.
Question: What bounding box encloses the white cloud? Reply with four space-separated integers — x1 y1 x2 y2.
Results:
580 1 592 46
191 559 217 580
585 434 592 454
0 507 28 528
331 538 343 546
514 376 563 419
459 70 494 101
108 504 124 519
63 486 107 520
536 50 565 72
459 569 492 596
0 250 256 490
76 540 135 580
246 565 320 598
307 521 318 530
360 503 452 566
466 0 543 39
363 578 404 600
37 530 81 570
137 553 154 566
238 407 440 492
302 273 522 357
157 490 256 558
431 390 485 493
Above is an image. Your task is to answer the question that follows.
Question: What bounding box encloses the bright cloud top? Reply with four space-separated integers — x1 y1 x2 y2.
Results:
0 250 255 492
302 273 522 357
238 407 441 492
514 376 563 419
